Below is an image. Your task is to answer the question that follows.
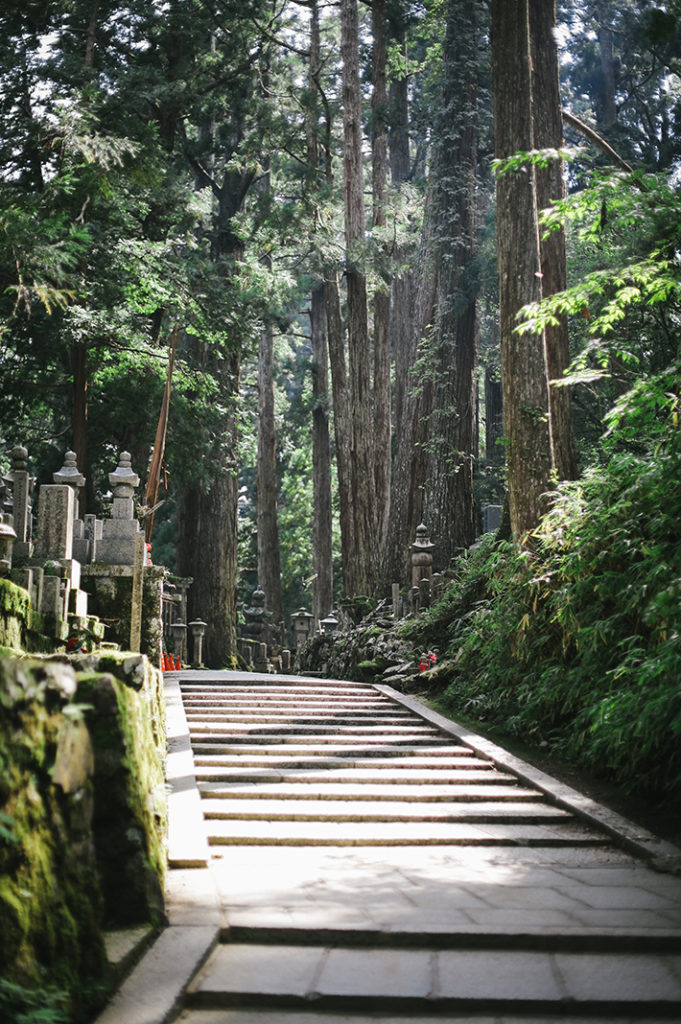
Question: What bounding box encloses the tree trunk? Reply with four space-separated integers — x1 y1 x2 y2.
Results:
325 269 356 596
423 0 479 566
307 1 334 624
341 0 377 596
484 368 504 466
492 0 554 540
530 0 577 482
311 284 333 624
385 184 440 586
372 0 391 551
176 165 253 665
71 342 88 516
256 321 283 626
177 393 239 668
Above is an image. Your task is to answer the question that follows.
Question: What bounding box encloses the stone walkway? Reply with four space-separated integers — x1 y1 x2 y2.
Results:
96 671 681 1024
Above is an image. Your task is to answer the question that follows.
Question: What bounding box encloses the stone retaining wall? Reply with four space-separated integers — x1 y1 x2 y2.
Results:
0 651 166 1022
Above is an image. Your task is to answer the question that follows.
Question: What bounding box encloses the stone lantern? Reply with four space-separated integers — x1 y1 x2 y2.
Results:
291 607 313 650
189 619 207 668
170 620 187 663
53 450 85 491
320 611 339 636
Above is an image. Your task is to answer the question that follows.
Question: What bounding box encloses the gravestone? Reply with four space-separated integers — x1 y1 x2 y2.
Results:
97 452 142 565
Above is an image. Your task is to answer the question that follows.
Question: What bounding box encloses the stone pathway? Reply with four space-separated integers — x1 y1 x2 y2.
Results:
97 671 681 1024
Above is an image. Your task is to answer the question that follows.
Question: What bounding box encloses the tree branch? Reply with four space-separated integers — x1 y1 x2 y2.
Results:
561 109 647 192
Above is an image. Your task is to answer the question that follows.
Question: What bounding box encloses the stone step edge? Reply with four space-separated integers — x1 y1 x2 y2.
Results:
375 684 681 874
196 786 542 802
219 924 681 954
207 835 608 848
184 990 681 1016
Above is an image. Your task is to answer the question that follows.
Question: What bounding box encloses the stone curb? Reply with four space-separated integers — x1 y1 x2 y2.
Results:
165 675 211 868
93 925 218 1024
375 684 681 874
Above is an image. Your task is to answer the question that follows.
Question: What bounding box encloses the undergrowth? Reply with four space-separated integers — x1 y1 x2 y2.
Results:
403 372 681 800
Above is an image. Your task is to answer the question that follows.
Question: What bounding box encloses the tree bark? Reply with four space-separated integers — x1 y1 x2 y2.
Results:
484 368 503 466
371 0 391 551
341 0 377 595
71 342 88 517
492 0 554 540
307 0 334 624
311 284 333 624
385 183 439 586
423 0 479 565
177 388 239 668
256 320 283 626
325 268 356 596
530 0 577 482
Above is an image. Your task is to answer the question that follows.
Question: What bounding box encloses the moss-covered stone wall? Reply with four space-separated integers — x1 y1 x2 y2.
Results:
81 566 165 666
0 652 166 1022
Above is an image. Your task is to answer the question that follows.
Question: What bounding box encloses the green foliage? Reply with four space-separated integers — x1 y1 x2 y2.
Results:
405 375 681 799
0 979 68 1024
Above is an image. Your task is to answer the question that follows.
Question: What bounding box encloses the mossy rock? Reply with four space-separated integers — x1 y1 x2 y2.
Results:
75 669 166 927
0 656 110 1021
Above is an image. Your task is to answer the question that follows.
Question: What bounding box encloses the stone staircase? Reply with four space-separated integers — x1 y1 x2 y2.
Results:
173 674 681 1022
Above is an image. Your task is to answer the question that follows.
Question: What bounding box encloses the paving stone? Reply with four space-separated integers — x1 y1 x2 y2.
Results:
188 943 325 998
436 950 562 1001
553 951 681 1003
316 947 432 999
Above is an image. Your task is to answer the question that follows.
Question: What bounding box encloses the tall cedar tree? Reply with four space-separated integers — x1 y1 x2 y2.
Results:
307 0 334 625
492 0 575 538
341 0 378 596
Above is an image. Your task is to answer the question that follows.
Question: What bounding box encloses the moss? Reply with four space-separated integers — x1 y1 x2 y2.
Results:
0 579 30 618
75 670 166 927
0 652 165 1019
0 674 109 1021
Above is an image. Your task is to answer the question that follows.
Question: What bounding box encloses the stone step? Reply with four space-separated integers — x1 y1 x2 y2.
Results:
186 942 681 1013
182 708 414 721
193 754 490 769
180 685 379 698
193 767 519 785
178 1011 679 1024
205 819 607 847
187 722 443 736
192 743 476 758
182 695 395 705
200 797 573 824
197 781 543 802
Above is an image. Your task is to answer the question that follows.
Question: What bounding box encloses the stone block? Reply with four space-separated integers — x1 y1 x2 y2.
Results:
482 503 503 534
96 537 138 566
69 588 89 617
35 485 75 560
102 518 139 539
41 574 63 619
72 538 91 564
111 496 135 520
9 567 32 594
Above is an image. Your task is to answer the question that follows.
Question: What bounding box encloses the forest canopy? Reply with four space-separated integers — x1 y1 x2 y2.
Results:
1 0 680 673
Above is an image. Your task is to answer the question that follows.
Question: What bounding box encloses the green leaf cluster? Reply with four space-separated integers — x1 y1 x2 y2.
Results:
404 368 681 799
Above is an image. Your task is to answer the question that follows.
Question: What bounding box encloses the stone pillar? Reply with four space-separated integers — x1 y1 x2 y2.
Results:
98 452 142 565
411 523 435 589
189 620 207 668
10 446 33 560
35 485 76 561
